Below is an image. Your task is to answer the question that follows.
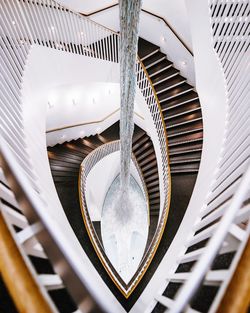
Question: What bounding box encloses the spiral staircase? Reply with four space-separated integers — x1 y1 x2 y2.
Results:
0 0 249 313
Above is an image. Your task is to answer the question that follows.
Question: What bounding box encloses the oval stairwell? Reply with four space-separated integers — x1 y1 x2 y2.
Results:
46 36 204 307
0 0 249 312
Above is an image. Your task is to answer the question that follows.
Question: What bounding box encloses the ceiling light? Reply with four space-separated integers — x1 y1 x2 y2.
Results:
80 31 84 36
161 36 166 42
181 61 187 66
12 20 16 25
61 135 66 139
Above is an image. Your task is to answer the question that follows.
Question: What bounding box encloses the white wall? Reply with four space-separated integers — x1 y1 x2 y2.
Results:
89 7 195 85
22 45 151 146
22 44 126 313
56 0 193 52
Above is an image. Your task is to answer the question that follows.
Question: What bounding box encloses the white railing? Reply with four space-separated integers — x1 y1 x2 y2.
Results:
0 0 170 311
151 0 250 312
79 140 150 296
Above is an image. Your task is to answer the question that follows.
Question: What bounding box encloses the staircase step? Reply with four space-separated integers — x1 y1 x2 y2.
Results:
136 148 155 162
132 127 146 144
147 59 172 77
144 166 159 178
133 136 151 152
147 179 160 189
169 142 203 156
145 172 159 183
143 51 166 69
138 37 160 60
169 152 202 163
151 67 179 86
170 157 201 165
170 163 200 173
167 127 203 139
168 131 203 146
149 192 160 200
163 99 200 115
148 185 160 194
161 91 198 111
139 153 157 167
164 106 201 121
133 141 153 156
141 159 158 172
167 120 203 136
158 83 193 102
166 117 202 129
155 75 186 94
149 198 160 205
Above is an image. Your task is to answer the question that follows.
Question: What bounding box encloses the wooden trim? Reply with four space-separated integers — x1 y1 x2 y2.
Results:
46 109 144 134
217 236 250 313
80 3 118 17
0 213 53 313
80 4 193 56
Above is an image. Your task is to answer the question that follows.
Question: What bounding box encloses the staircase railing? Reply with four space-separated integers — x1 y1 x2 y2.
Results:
79 140 150 296
0 0 169 311
151 0 250 312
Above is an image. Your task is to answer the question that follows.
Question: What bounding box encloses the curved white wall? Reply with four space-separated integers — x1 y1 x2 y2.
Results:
22 45 126 313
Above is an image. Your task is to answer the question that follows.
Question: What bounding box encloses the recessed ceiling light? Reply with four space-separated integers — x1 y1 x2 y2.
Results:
161 36 166 42
181 61 187 66
12 20 16 25
96 127 101 134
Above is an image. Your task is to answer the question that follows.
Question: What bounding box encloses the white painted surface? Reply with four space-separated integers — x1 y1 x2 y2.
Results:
56 0 117 15
130 0 228 310
55 0 192 52
23 45 152 146
22 45 126 313
88 7 195 85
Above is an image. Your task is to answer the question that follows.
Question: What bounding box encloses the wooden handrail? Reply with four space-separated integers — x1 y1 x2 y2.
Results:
0 212 53 313
46 109 144 134
80 5 193 56
217 236 250 313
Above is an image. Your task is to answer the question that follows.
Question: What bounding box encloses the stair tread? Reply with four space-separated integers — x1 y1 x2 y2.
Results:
155 75 186 93
151 67 179 85
138 37 159 59
143 51 166 68
158 83 192 102
148 59 172 76
161 91 198 110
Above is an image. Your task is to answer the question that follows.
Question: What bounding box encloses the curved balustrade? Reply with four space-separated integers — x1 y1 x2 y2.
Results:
151 0 250 312
0 0 169 311
79 140 151 297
